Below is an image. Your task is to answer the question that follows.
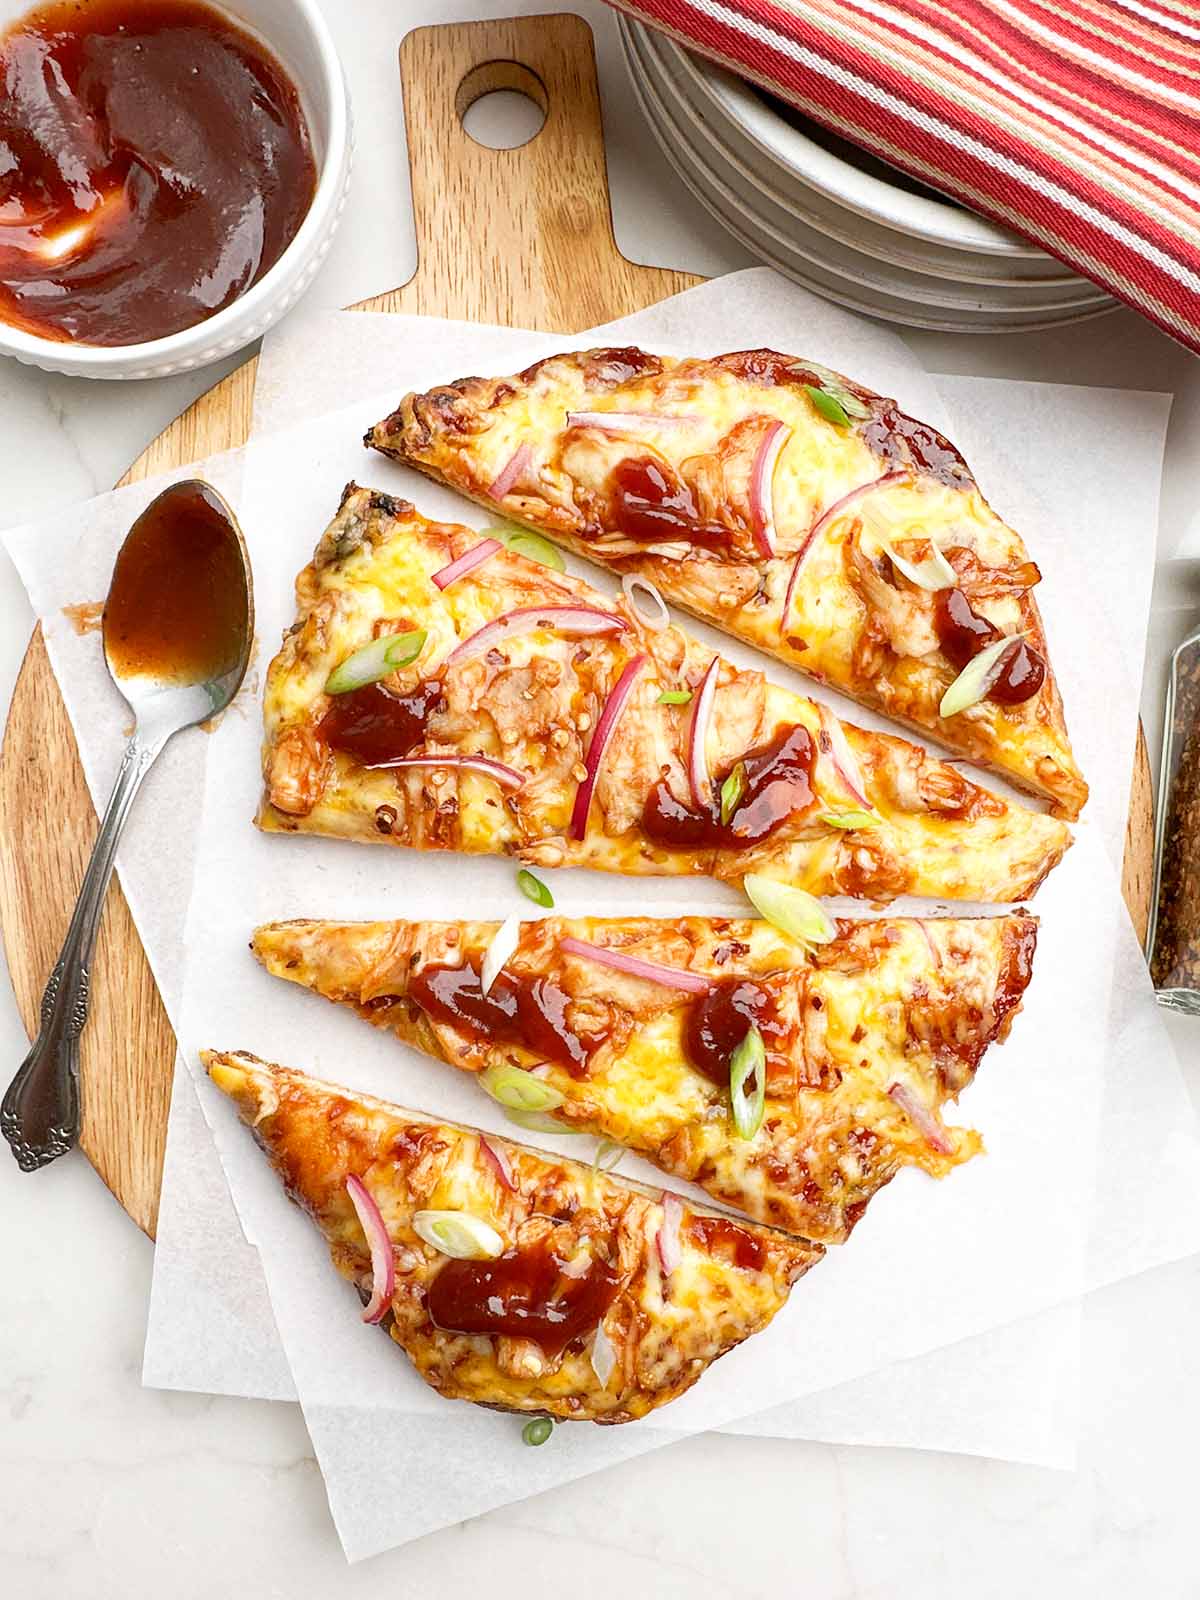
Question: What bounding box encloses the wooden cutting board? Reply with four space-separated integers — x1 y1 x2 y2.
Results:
0 13 1154 1238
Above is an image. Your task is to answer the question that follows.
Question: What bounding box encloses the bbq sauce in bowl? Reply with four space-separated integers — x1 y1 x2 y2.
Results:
0 0 316 346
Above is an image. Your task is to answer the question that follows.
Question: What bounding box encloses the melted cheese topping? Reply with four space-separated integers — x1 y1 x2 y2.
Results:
370 350 1086 819
251 912 1035 1242
259 487 1070 903
205 1050 819 1423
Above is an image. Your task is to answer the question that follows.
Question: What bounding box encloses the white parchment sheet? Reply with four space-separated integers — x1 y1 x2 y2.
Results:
169 390 1190 1555
143 277 1180 1487
4 274 1195 1557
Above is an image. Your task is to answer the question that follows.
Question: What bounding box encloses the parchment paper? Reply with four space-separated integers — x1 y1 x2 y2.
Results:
5 274 1195 1558
168 385 1189 1556
145 281 1182 1489
143 328 1177 1472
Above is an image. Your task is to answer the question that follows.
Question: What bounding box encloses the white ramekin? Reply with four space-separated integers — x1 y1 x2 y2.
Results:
0 0 351 380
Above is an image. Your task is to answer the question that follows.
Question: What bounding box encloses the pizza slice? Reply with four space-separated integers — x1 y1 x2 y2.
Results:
204 1049 820 1425
250 911 1036 1242
366 346 1087 819
259 484 1069 902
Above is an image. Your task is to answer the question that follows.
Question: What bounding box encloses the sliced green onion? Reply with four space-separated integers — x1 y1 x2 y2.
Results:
883 536 956 593
504 1106 584 1135
729 1026 767 1140
657 688 694 706
492 524 567 572
804 386 852 428
835 390 871 420
522 1416 554 1446
743 874 835 948
479 1063 564 1113
820 809 879 831
720 761 747 825
516 868 554 909
325 629 427 694
592 1138 624 1174
939 634 1019 718
797 364 871 419
412 1209 504 1260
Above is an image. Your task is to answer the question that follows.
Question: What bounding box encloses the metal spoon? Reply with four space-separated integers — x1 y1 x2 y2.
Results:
2 479 253 1171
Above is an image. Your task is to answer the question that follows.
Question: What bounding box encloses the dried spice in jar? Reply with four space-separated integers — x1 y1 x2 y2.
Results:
1148 629 1200 1011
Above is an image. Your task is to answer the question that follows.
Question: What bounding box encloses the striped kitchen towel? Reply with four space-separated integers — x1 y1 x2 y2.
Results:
607 0 1200 352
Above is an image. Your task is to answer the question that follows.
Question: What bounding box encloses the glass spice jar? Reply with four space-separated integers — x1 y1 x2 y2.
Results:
1147 624 1200 1013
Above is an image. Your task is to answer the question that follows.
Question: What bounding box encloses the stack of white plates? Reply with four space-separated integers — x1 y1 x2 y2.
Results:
618 15 1117 332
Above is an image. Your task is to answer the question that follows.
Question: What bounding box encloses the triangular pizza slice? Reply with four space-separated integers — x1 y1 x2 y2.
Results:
366 347 1087 819
259 484 1069 902
250 911 1037 1242
204 1050 820 1425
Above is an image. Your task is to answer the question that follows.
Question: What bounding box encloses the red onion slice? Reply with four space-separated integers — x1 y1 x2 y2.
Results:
345 1175 395 1324
621 572 669 631
590 1322 618 1388
687 657 720 808
568 653 647 840
480 912 522 994
815 704 871 810
479 1134 516 1192
887 1081 953 1155
565 410 699 437
372 753 525 790
446 604 629 668
559 935 712 994
917 923 942 969
657 1192 684 1275
748 420 790 560
488 443 531 499
431 538 503 590
783 471 912 627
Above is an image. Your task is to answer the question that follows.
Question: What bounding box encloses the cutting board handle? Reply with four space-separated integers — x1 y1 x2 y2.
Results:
388 14 691 331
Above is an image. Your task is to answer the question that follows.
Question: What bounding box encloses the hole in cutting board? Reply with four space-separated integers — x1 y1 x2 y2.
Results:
456 60 548 150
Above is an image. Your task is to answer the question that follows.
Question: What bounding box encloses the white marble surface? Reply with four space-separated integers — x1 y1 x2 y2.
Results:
4 1 1200 1592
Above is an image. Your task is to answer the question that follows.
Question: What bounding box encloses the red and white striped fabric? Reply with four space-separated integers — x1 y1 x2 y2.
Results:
607 0 1200 352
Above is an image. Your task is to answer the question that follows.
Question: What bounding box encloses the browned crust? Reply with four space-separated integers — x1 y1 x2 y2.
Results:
204 1049 820 1423
366 349 1087 820
250 911 1039 1242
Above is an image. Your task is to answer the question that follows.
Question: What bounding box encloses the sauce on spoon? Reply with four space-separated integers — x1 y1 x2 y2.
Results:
103 480 250 684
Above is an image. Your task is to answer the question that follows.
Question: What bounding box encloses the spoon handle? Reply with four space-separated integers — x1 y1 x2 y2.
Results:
2 733 163 1171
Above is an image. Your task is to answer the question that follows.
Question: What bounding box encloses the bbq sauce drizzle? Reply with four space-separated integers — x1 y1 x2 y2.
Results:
683 978 785 1087
316 679 446 766
642 723 817 851
933 589 1045 706
610 456 730 547
408 960 591 1077
426 1236 622 1359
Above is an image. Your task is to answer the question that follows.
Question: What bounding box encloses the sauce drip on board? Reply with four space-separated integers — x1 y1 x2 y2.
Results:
642 723 817 851
409 961 592 1077
608 456 730 546
684 977 786 1087
934 589 1045 706
317 680 446 767
0 0 316 345
426 1237 623 1359
103 480 247 683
